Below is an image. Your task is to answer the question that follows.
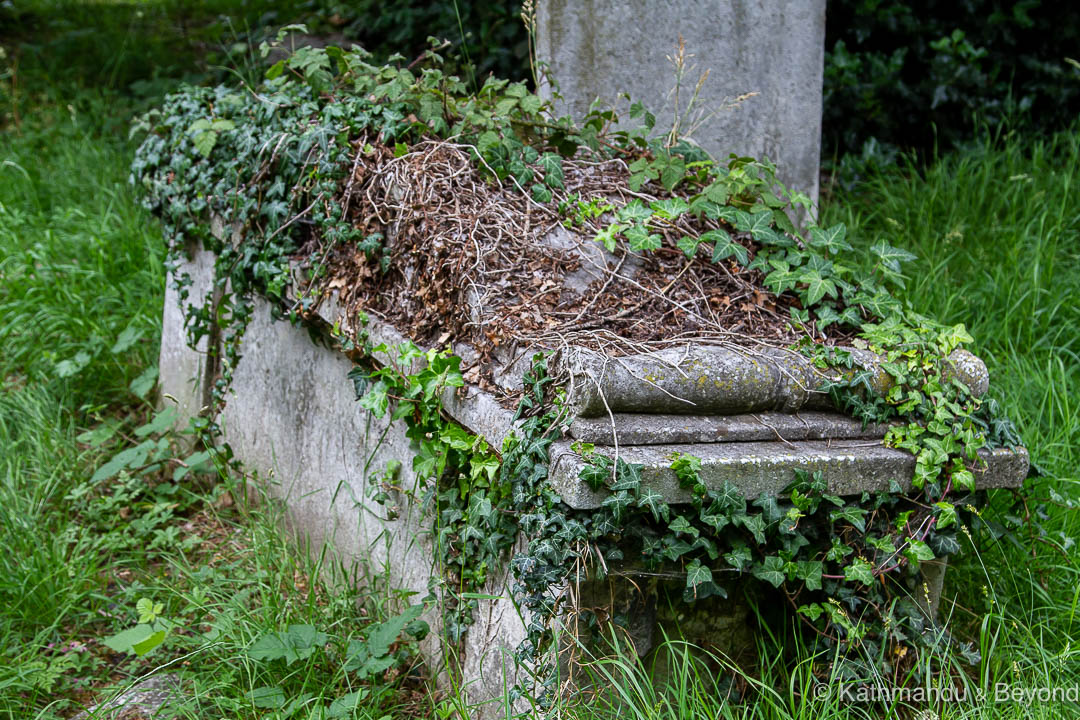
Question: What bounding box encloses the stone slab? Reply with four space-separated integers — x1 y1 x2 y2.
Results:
570 410 893 446
159 246 535 712
220 293 451 667
157 240 216 428
556 344 989 418
548 439 1029 509
535 0 827 205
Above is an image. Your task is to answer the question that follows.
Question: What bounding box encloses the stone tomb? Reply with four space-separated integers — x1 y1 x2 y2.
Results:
159 236 1027 714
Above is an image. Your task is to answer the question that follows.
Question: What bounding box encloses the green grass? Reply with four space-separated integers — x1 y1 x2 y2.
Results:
2 2 1079 718
0 5 426 717
0 101 423 720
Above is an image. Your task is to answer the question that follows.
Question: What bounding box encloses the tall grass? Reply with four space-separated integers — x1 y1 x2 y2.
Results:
821 129 1080 479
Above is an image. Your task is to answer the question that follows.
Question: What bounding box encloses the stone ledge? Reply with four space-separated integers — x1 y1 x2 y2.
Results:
569 411 894 446
548 440 1029 510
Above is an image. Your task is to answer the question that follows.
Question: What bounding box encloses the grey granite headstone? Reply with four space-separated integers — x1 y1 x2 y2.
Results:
535 0 826 205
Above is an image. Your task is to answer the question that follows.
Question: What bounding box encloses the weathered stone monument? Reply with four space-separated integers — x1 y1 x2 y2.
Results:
144 13 1026 715
159 226 1027 715
535 0 826 205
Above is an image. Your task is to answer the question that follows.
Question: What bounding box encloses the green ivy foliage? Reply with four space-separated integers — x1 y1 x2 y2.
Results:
347 343 508 642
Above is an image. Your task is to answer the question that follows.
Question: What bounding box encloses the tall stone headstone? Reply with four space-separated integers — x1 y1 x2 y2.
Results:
535 0 826 206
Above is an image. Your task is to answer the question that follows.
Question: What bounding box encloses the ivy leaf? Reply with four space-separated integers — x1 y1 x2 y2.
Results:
951 466 975 492
579 459 611 491
668 515 699 538
438 423 476 451
684 558 713 597
940 323 974 353
795 560 823 591
752 556 786 588
813 303 842 330
736 513 767 544
869 238 917 274
670 452 703 492
703 228 748 265
476 130 501 155
844 558 875 586
748 211 780 245
359 380 390 418
798 603 824 621
762 260 799 294
809 224 853 254
799 268 838 306
866 535 897 554
724 543 752 571
595 223 624 252
929 532 961 556
539 152 564 189
470 454 500 483
650 197 689 220
625 224 662 252
677 235 701 258
830 506 868 534
659 156 686 191
531 183 553 203
636 488 669 523
934 502 958 529
904 540 936 563
616 199 653 224
412 439 443 479
699 507 730 532
752 495 783 525
732 209 754 231
825 537 853 562
688 196 720 219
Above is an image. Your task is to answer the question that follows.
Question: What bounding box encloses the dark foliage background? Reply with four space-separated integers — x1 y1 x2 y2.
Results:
823 0 1080 160
3 0 1077 161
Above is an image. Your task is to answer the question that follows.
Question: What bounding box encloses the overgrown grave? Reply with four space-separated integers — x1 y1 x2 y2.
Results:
135 33 1029 714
